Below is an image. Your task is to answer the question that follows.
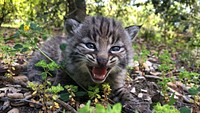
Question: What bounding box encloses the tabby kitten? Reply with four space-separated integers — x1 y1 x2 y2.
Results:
28 16 140 110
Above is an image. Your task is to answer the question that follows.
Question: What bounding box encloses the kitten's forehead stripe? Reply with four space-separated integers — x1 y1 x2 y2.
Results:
92 30 97 42
84 16 124 44
106 19 110 36
100 17 104 35
112 18 116 28
90 28 97 42
115 35 120 44
92 17 95 24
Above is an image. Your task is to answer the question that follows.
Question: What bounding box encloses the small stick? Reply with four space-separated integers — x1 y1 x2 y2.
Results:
55 98 78 113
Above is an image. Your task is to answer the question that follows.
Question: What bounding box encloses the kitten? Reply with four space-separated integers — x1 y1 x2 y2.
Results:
28 16 145 112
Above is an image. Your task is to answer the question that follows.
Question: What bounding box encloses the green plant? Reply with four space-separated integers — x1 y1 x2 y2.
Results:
78 101 122 113
133 45 150 64
158 50 175 72
0 23 47 78
101 83 111 102
153 103 180 113
47 84 64 99
88 85 101 104
27 82 63 112
158 77 171 101
178 70 200 85
178 70 200 108
179 107 191 113
27 60 63 112
65 85 78 105
188 86 200 108
78 101 93 113
168 92 176 105
87 83 112 105
35 60 60 80
7 23 47 51
157 50 176 102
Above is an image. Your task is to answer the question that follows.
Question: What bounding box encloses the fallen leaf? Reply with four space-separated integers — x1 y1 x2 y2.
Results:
12 75 28 83
7 93 24 99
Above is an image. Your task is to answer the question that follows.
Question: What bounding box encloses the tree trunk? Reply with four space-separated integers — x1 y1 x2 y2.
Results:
65 0 86 22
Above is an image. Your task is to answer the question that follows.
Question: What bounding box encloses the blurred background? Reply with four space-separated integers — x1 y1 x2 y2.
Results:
0 0 200 71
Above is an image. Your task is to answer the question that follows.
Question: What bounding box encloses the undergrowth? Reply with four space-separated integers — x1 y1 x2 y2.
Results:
0 22 199 113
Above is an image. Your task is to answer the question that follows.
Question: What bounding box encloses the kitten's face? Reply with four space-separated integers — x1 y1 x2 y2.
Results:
76 29 127 83
65 16 140 83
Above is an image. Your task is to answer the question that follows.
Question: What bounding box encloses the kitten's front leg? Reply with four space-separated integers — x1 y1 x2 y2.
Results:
109 72 152 113
27 57 44 83
112 86 152 113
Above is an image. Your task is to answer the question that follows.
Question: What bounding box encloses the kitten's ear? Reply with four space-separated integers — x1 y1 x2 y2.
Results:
125 25 141 41
64 19 80 35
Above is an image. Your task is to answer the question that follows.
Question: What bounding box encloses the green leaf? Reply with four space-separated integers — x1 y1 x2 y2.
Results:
30 23 40 30
42 34 48 40
78 101 93 113
34 37 39 43
60 43 67 51
13 44 23 49
96 104 106 113
188 87 199 95
112 103 122 113
65 85 78 92
47 84 64 94
52 94 58 100
158 64 171 72
87 85 100 99
47 81 51 85
106 105 112 112
35 60 48 68
197 86 200 92
41 72 47 80
154 103 179 113
20 47 29 53
19 24 24 31
168 92 176 105
71 85 78 92
76 91 87 97
179 107 191 113
47 61 60 71
60 93 70 101
62 109 66 113
11 31 20 38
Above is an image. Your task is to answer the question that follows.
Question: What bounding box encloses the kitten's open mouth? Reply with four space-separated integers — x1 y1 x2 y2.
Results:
87 66 111 83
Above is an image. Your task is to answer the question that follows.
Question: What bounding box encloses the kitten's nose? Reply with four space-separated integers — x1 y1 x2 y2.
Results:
97 57 108 66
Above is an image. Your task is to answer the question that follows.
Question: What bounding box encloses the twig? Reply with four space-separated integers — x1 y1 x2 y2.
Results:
0 96 43 107
55 98 78 113
144 75 162 80
168 87 194 103
36 47 54 62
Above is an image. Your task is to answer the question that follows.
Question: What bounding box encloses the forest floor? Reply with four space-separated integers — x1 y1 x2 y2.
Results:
0 27 199 113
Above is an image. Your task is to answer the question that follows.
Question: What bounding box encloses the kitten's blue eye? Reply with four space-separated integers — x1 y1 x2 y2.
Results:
110 46 121 52
85 43 96 49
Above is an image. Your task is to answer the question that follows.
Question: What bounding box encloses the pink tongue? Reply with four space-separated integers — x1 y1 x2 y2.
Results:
92 67 107 79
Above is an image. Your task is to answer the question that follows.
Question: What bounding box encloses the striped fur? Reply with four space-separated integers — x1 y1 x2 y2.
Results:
28 16 140 109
